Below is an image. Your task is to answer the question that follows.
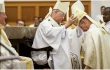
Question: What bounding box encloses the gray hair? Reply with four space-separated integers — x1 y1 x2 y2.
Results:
52 9 60 13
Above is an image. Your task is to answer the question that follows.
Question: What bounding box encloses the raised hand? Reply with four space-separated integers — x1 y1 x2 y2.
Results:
65 15 78 28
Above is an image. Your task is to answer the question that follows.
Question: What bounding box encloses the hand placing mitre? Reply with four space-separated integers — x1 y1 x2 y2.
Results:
65 15 78 29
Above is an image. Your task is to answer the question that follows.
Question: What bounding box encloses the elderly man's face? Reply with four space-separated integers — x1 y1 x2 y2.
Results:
0 12 7 26
53 10 65 23
79 17 92 32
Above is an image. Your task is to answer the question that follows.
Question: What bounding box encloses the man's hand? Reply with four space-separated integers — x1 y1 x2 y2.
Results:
100 20 104 24
65 15 78 29
18 56 22 61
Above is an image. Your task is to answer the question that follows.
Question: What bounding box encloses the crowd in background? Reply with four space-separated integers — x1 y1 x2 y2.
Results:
5 16 43 27
4 5 109 29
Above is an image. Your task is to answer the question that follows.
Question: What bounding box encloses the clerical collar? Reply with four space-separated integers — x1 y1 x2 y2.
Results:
47 16 60 27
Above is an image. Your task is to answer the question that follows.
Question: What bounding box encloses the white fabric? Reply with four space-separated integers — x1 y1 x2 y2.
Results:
82 24 110 69
67 27 83 68
0 29 19 56
71 2 87 23
31 51 47 65
72 0 84 11
104 21 110 33
32 16 71 68
71 0 107 34
0 0 5 12
0 29 23 69
95 15 104 23
53 0 70 13
0 0 3 4
0 29 34 69
32 16 82 69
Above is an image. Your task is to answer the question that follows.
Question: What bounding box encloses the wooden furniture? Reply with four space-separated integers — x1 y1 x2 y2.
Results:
5 0 91 26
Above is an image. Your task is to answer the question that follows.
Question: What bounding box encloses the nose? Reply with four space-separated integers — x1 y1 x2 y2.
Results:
4 14 7 19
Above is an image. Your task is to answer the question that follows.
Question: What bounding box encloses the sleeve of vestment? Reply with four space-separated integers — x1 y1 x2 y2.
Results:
40 23 66 51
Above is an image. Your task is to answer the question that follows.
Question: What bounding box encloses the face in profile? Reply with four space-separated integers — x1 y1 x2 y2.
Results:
79 16 92 32
0 12 7 26
53 9 65 23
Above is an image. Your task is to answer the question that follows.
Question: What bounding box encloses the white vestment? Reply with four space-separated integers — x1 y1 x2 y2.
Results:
82 24 110 69
104 21 110 33
95 15 104 23
32 16 82 69
0 29 34 69
67 27 83 69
